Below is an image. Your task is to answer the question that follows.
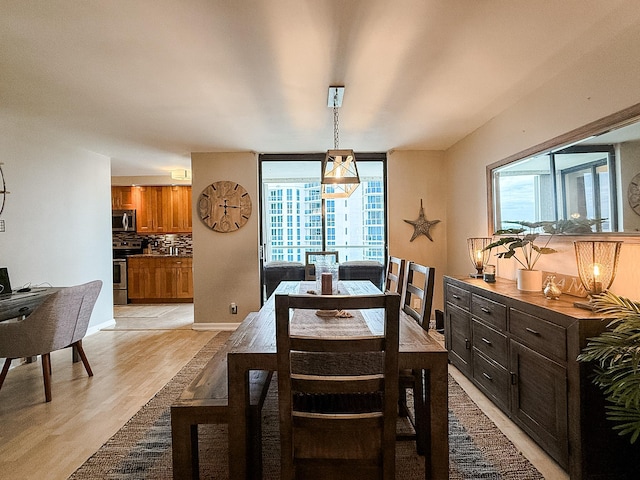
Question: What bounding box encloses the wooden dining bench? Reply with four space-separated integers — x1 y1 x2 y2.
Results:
170 313 273 480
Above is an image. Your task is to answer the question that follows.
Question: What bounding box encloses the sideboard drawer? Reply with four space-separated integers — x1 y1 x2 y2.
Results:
446 283 470 311
472 349 510 412
472 318 508 368
509 308 567 362
471 294 507 331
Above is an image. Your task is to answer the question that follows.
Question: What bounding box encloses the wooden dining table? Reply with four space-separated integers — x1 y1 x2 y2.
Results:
0 288 57 322
227 280 449 480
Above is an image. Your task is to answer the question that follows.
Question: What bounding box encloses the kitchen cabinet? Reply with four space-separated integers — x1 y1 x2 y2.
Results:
168 186 192 232
444 275 640 480
136 186 171 233
135 186 191 234
111 186 136 209
127 256 193 302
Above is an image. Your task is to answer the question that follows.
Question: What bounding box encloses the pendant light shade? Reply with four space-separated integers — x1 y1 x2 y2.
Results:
321 87 360 199
321 149 360 199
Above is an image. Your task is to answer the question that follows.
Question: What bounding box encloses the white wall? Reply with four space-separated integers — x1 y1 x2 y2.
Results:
191 152 259 326
445 19 640 299
0 119 113 330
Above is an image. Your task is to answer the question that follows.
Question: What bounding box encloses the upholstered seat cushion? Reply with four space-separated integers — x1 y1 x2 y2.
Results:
263 262 305 299
339 261 384 290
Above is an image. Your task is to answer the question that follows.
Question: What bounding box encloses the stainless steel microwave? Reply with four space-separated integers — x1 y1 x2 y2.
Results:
112 209 136 232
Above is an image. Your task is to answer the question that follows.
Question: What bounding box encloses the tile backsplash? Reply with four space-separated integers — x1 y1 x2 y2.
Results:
113 232 192 255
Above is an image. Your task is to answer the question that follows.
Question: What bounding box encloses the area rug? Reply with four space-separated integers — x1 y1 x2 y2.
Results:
68 333 543 480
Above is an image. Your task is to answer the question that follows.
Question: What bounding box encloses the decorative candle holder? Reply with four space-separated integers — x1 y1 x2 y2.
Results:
467 237 492 278
573 241 622 309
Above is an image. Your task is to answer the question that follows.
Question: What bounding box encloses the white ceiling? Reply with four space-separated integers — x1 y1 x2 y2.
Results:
2 0 640 176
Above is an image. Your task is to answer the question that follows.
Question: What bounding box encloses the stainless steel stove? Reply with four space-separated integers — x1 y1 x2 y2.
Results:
113 240 143 305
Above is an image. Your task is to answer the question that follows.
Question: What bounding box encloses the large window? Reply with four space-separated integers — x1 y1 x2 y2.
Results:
260 154 386 265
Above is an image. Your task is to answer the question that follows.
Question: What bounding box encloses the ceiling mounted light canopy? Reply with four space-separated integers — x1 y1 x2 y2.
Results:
321 86 359 199
170 169 192 181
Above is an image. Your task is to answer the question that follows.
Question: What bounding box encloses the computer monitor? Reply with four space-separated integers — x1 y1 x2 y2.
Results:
0 267 12 295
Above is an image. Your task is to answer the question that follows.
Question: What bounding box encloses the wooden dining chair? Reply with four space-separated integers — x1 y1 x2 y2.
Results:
304 251 339 281
397 262 435 453
275 292 400 480
384 255 405 294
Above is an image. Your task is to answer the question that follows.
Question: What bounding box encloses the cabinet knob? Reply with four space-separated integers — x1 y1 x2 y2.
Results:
510 372 517 385
465 338 470 349
452 294 461 300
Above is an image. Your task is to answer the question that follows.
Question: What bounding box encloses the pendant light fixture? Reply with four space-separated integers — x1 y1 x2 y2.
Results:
321 86 360 199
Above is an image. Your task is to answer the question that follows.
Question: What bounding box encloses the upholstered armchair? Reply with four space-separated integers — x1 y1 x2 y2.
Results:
0 280 102 402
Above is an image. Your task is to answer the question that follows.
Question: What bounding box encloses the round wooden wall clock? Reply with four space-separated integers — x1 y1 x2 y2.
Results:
198 180 252 232
628 173 640 216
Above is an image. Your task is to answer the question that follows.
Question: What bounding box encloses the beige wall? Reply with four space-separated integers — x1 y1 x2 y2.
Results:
191 152 260 326
445 19 640 299
191 150 450 325
387 150 447 315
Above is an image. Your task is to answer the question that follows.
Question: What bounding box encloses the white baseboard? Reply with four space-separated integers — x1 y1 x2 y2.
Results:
88 319 116 335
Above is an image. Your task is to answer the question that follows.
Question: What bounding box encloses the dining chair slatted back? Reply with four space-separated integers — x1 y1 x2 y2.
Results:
384 256 405 294
275 292 400 480
0 280 102 402
304 251 339 281
397 263 435 453
401 262 435 330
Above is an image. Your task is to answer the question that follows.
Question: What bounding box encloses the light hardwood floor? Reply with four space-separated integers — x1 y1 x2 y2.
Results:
0 304 567 479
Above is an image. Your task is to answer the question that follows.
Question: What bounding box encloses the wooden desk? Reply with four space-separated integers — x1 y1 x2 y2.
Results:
227 281 449 480
0 288 56 322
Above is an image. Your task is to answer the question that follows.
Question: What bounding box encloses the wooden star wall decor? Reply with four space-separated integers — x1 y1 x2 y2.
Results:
404 199 440 242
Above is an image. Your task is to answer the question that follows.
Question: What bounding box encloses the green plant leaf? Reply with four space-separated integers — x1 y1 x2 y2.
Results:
578 291 640 444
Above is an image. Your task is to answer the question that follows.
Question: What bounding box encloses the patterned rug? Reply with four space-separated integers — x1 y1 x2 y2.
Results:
68 333 543 479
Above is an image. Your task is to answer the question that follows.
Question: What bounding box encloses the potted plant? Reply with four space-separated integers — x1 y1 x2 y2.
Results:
577 291 640 444
485 220 557 291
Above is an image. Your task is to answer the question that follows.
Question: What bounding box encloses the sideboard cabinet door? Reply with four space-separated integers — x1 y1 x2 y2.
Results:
510 339 568 468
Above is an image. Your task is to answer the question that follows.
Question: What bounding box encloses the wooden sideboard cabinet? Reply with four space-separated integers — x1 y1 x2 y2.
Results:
444 275 640 480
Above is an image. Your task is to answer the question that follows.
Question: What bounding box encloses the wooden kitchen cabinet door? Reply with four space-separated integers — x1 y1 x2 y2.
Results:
111 186 136 210
169 186 192 233
136 186 170 233
174 258 193 298
127 257 149 299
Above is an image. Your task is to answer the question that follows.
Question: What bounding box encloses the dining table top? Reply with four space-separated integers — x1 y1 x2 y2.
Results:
0 287 57 322
227 280 446 371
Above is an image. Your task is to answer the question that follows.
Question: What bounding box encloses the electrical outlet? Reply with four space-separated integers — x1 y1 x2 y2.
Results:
230 303 238 314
